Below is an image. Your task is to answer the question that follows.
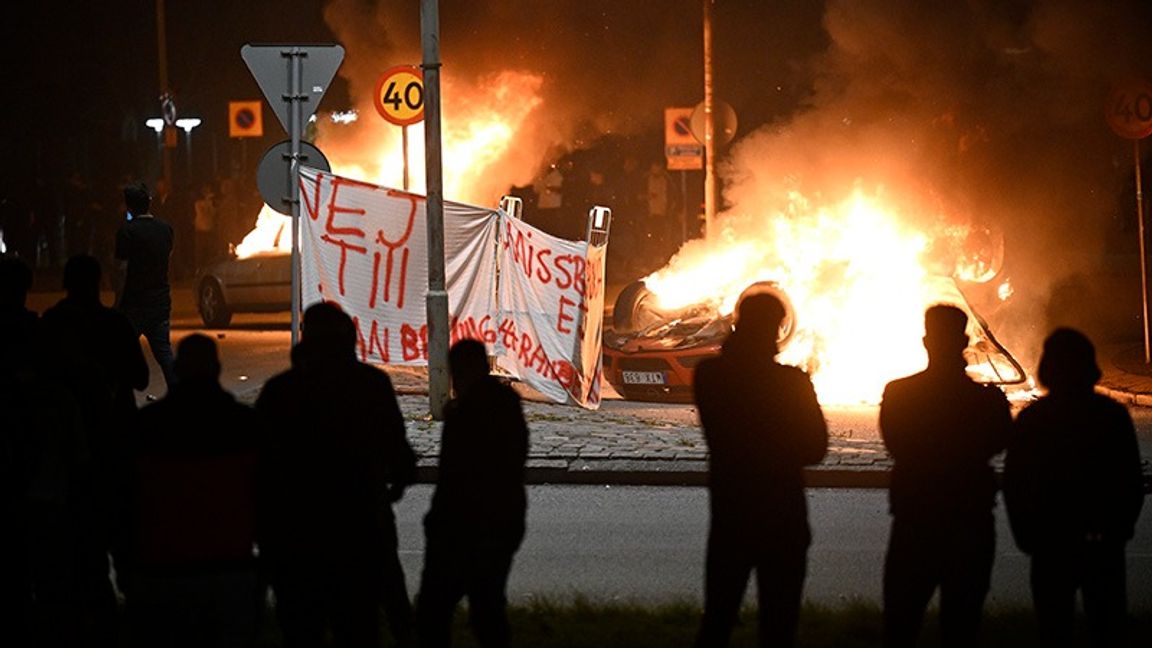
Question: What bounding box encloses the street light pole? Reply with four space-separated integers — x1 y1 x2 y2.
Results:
702 0 716 240
177 118 201 179
155 0 172 189
422 0 450 419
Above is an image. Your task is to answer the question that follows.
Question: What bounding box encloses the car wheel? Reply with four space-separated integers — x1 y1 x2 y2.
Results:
198 279 232 328
735 281 797 349
612 280 656 333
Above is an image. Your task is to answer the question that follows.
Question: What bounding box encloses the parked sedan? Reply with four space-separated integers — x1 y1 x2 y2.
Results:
196 252 290 327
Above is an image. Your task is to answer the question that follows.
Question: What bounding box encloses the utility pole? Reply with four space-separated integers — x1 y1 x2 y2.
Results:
702 0 716 239
156 0 172 189
422 0 450 419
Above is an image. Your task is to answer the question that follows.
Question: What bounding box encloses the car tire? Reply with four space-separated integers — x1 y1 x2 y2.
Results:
736 281 796 348
612 280 655 333
198 279 232 328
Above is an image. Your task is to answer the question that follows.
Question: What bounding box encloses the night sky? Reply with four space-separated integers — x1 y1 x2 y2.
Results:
0 1 831 190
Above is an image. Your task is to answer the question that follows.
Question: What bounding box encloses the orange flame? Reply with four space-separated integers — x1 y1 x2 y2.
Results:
644 188 1009 404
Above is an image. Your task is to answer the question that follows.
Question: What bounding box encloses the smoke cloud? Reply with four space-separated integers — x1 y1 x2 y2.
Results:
715 0 1152 362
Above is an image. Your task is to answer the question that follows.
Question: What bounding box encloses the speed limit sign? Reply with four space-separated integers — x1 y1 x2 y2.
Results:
1107 80 1152 140
374 65 425 126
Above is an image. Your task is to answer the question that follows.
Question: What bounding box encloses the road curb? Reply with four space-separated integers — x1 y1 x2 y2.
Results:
414 459 892 488
1096 384 1152 408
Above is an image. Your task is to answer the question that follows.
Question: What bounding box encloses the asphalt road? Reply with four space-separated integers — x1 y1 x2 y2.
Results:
391 485 1152 610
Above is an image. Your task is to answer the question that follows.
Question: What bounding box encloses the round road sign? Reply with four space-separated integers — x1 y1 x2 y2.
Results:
690 100 738 146
1107 80 1152 140
257 140 332 216
374 66 425 126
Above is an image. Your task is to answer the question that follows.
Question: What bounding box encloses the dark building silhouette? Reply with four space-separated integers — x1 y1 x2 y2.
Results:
417 339 530 648
879 305 1012 648
693 292 828 648
1005 328 1145 646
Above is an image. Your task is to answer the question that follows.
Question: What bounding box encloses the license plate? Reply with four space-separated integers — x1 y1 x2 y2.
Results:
622 370 666 385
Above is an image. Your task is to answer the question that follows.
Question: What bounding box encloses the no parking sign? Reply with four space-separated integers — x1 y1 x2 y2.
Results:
229 100 264 138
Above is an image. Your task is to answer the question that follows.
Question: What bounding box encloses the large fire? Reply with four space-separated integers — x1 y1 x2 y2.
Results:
642 188 1022 404
235 71 544 258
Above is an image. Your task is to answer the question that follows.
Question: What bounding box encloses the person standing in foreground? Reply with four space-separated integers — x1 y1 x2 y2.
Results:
693 292 828 648
38 255 148 647
417 339 529 648
257 302 417 648
120 334 262 648
1004 329 1144 646
115 181 175 391
879 305 1012 648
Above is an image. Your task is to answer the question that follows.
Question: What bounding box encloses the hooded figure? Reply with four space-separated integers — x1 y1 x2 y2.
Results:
1005 328 1144 646
693 292 828 648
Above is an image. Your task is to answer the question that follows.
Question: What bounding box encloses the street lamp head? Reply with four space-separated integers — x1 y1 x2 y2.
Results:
175 117 202 133
145 118 165 133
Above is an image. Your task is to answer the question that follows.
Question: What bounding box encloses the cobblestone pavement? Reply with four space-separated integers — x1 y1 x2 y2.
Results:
236 357 1148 488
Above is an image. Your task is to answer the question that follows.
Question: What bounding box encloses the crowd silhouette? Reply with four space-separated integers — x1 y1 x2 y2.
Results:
0 185 1148 647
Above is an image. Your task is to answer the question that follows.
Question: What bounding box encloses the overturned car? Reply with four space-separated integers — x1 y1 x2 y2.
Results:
603 275 1026 404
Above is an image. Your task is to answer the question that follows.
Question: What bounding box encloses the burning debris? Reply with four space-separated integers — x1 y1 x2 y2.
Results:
609 189 1025 405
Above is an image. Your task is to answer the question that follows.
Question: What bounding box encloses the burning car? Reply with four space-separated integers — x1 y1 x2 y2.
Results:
604 280 794 402
604 275 1025 404
603 191 1027 405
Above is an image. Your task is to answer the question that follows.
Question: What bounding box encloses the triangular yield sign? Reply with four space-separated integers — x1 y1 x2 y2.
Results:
241 43 345 134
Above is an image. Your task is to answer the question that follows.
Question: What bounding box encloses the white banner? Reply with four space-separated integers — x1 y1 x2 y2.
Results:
299 167 604 408
493 216 605 408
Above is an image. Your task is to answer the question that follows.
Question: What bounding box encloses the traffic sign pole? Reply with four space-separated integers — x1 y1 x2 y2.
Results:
1107 81 1152 364
243 43 343 346
1135 139 1150 364
402 124 410 191
373 66 424 193
288 47 305 347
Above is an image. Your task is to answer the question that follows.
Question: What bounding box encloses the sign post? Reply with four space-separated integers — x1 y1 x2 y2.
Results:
374 66 425 191
242 43 344 345
1108 80 1152 363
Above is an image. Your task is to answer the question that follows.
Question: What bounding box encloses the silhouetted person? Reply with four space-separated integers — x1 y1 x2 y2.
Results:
257 302 417 648
43 255 149 422
120 334 262 648
0 256 36 374
417 339 529 648
693 292 828 648
115 181 176 391
35 255 149 647
1 256 38 647
879 305 1011 648
1004 329 1144 647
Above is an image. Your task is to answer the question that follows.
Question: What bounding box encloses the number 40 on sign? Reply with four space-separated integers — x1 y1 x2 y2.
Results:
375 65 425 126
